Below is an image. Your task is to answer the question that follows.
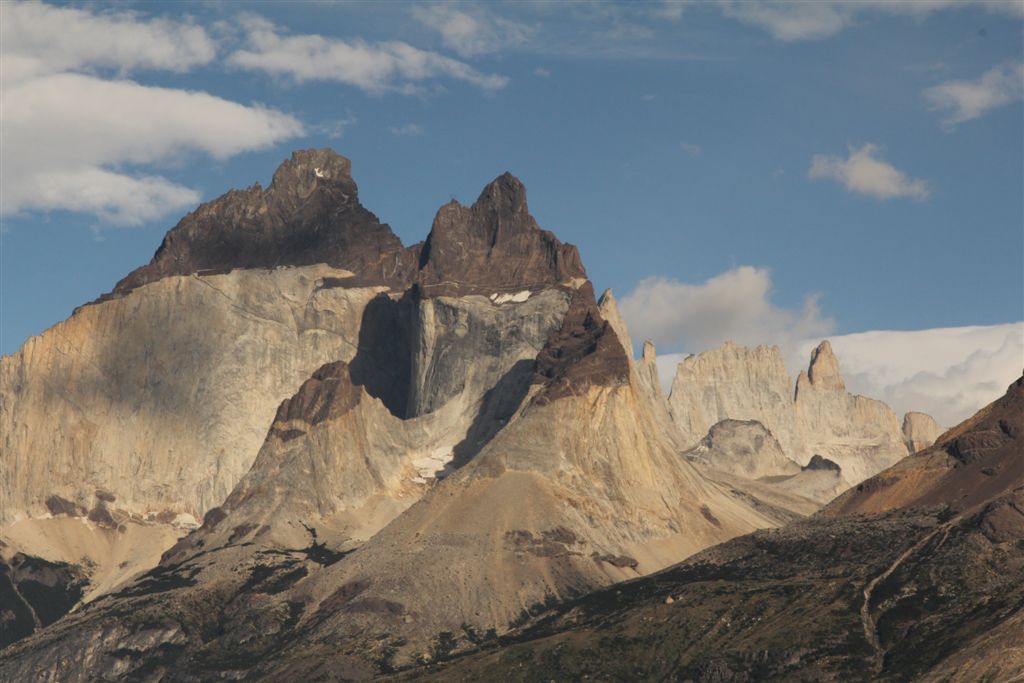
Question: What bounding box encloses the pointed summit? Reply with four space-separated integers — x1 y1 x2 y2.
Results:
642 340 657 363
417 172 586 297
475 171 529 216
805 340 845 392
109 149 413 297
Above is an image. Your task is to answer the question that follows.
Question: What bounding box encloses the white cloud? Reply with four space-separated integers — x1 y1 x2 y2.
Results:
2 73 303 226
924 61 1024 127
0 1 216 82
619 266 835 364
411 4 534 58
717 1 1023 42
228 15 508 93
389 123 425 136
718 1 849 41
17 168 202 227
809 144 929 201
534 67 552 77
1 3 304 228
797 323 1024 426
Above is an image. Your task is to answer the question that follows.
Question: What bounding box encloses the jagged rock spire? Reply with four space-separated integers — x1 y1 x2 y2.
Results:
805 340 845 392
417 172 586 297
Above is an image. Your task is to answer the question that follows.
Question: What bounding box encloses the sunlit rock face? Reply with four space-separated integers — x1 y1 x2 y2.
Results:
0 151 800 677
902 410 944 453
666 339 932 486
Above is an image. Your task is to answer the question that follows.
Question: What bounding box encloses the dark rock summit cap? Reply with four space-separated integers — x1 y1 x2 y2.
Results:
108 149 414 296
416 171 586 297
96 149 588 307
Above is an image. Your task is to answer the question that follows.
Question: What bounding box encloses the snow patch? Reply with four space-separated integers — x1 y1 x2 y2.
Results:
314 167 326 178
490 290 531 305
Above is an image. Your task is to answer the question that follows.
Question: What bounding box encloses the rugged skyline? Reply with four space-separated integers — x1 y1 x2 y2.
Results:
1 148 1019 679
2 0 1022 425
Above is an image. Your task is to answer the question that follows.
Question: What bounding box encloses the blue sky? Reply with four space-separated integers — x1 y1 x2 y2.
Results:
2 0 1022 422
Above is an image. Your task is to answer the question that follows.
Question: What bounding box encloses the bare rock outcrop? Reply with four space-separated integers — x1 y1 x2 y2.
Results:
794 341 908 485
668 342 801 456
685 420 799 480
0 265 387 529
667 340 927 486
902 411 944 453
415 172 585 298
0 160 798 677
824 374 1024 517
108 149 415 297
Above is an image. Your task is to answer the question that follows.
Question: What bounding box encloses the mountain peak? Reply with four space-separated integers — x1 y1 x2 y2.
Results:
805 340 845 391
417 172 585 296
269 148 353 190
474 171 529 215
105 148 412 298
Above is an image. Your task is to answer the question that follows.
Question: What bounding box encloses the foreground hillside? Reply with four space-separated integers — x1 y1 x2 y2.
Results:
400 377 1024 681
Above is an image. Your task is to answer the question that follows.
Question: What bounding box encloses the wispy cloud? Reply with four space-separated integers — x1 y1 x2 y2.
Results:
389 123 424 136
411 4 535 58
656 1 689 21
924 61 1024 128
619 266 835 362
534 67 551 77
227 14 508 93
717 1 1023 42
809 144 928 201
0 3 302 227
0 0 216 81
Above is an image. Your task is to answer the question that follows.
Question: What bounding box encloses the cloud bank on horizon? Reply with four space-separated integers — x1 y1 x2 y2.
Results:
621 267 1023 427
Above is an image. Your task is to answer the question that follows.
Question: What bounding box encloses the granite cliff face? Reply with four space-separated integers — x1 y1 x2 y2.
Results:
794 341 910 484
0 267 384 529
667 340 937 485
668 342 798 455
0 148 969 679
0 150 793 677
903 411 945 453
686 420 799 481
